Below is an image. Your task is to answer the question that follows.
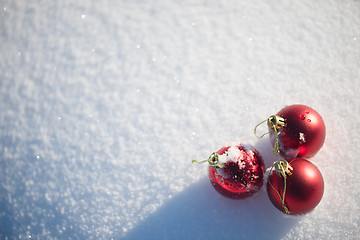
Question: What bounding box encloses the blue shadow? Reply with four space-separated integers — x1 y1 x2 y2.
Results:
122 138 300 240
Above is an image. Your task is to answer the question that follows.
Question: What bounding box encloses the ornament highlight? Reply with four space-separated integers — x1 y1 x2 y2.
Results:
267 158 324 215
193 143 265 199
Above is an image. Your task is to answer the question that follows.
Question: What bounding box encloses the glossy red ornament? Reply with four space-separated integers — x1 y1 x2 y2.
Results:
208 144 265 199
267 158 324 215
269 104 326 158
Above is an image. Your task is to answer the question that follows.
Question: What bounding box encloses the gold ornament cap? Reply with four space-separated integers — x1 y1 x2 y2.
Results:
267 115 285 130
274 159 293 178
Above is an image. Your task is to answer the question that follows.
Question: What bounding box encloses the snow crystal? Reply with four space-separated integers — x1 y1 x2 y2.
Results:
299 132 306 143
225 145 242 161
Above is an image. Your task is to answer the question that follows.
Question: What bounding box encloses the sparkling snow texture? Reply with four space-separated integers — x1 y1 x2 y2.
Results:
0 0 359 239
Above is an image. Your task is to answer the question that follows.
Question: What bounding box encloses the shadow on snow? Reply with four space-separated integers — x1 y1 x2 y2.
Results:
122 138 300 240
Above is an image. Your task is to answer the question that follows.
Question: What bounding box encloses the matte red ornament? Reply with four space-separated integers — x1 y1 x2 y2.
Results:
269 104 326 158
207 144 265 199
267 158 324 215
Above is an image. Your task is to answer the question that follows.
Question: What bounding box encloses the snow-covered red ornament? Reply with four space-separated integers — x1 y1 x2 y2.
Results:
267 158 324 215
193 144 265 199
256 104 326 158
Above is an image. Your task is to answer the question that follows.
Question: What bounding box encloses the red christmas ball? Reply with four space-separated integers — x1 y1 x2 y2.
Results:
267 158 324 215
269 104 326 158
208 144 265 199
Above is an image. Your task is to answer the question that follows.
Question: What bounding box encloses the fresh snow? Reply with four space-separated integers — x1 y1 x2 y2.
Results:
0 0 359 239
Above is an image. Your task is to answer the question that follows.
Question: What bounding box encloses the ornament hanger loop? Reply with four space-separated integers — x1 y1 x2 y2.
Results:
192 152 224 169
254 115 285 155
254 119 269 138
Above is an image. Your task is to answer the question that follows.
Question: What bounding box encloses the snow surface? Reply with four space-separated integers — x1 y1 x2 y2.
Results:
0 0 359 239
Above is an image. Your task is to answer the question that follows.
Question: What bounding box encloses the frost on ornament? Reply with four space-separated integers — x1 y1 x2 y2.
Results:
255 104 326 159
207 143 265 199
270 105 326 158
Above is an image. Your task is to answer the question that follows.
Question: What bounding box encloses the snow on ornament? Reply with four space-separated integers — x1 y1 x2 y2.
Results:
193 143 265 199
255 104 326 159
266 158 324 215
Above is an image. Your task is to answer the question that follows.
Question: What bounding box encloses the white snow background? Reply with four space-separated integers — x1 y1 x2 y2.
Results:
1 0 359 239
